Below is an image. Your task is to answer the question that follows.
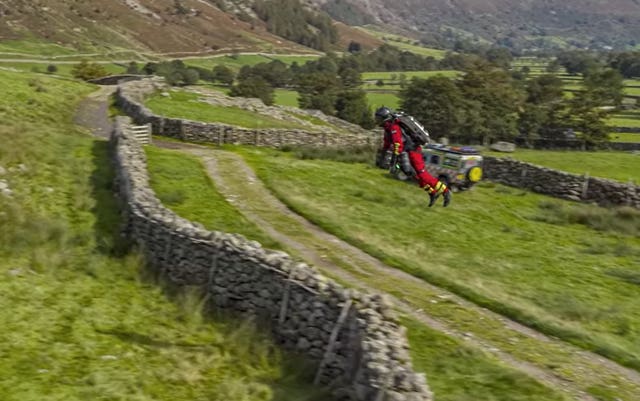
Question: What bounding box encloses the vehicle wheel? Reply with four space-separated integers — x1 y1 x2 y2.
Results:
467 166 483 183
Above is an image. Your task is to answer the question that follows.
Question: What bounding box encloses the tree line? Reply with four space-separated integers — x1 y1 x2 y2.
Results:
66 44 636 144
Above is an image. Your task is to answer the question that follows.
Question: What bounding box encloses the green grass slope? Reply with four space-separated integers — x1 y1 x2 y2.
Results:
0 69 324 401
145 145 571 401
237 147 640 371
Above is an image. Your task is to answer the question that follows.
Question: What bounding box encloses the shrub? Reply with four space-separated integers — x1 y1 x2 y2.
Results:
71 60 108 81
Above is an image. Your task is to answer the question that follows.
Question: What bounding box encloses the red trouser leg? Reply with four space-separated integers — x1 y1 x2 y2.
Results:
409 150 439 189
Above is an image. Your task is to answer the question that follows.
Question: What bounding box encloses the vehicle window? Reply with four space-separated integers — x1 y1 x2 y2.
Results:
443 156 460 169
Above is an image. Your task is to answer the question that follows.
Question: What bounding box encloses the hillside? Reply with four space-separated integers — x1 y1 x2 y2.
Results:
0 0 316 55
3 0 639 55
0 0 385 55
313 0 640 51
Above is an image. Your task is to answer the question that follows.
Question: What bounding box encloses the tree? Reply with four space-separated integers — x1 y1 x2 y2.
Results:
347 41 362 53
296 71 340 114
567 93 610 145
518 74 567 140
399 76 464 140
457 62 524 142
71 60 108 81
583 68 624 107
212 65 235 85
335 89 374 128
230 76 274 105
182 68 200 85
126 61 139 74
484 47 513 69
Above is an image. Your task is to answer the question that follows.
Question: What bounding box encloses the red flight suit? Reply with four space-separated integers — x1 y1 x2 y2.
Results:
382 119 443 191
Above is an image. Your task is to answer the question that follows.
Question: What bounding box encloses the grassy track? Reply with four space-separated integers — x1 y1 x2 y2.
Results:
144 146 283 250
237 147 640 371
0 69 324 401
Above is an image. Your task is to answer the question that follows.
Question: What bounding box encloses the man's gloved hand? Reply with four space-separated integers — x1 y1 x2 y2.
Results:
389 153 400 174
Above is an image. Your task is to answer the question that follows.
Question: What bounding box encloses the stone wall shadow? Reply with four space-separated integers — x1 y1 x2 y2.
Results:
90 139 129 256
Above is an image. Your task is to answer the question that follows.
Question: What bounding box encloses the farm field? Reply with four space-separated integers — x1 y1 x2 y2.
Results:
168 144 640 401
0 60 126 77
236 147 640 373
357 26 448 59
0 69 322 401
610 132 640 142
184 54 318 71
145 90 312 130
366 91 400 109
145 144 573 401
482 149 640 183
607 109 640 128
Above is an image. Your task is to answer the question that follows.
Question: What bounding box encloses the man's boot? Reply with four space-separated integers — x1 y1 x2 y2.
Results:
443 190 452 207
428 192 440 207
424 185 439 207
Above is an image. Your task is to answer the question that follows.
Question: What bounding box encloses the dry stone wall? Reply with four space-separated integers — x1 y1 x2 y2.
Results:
114 79 379 148
111 115 433 401
483 156 640 208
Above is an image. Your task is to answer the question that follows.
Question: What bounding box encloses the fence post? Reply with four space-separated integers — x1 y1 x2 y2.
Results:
314 299 353 385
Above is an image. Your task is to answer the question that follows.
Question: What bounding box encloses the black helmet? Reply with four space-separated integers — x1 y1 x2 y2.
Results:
374 106 393 126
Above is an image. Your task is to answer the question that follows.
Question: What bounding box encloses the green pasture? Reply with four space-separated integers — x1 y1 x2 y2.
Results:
184 53 317 72
263 55 320 65
0 61 126 77
362 82 402 90
366 91 400 110
145 90 312 130
274 89 300 107
184 55 274 70
238 147 640 371
0 69 322 401
482 149 640 183
147 146 571 401
362 70 461 81
609 132 640 143
357 26 447 59
624 87 640 96
607 110 640 128
0 39 77 56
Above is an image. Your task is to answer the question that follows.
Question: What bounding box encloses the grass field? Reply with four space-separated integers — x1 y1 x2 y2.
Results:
482 149 640 183
145 90 312 130
607 110 640 128
0 69 324 401
357 26 447 59
0 39 78 56
366 91 400 109
273 89 299 107
362 70 461 81
145 146 282 250
146 147 564 401
238 147 640 372
184 54 318 71
609 132 640 142
0 61 126 77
